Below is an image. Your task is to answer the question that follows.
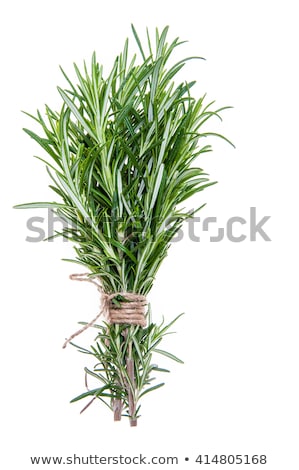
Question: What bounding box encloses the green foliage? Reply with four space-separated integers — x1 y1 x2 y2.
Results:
70 312 184 420
15 25 232 424
15 24 231 294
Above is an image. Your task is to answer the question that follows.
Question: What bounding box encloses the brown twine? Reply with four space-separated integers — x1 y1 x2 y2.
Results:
62 273 147 349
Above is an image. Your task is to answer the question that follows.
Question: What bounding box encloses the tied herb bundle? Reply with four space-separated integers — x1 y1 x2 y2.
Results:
15 25 232 426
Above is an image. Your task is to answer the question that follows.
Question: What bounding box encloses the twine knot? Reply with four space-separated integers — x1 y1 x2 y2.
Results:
62 274 147 348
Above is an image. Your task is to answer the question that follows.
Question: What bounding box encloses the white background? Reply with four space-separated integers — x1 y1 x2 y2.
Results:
1 0 298 468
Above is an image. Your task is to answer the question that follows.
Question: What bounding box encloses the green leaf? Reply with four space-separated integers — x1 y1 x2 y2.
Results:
132 335 144 365
139 382 165 398
70 385 111 403
131 24 146 60
13 202 65 209
154 349 184 364
151 366 170 373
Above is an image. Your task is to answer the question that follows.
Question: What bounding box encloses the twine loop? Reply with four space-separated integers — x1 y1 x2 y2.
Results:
62 273 147 348
105 292 147 326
